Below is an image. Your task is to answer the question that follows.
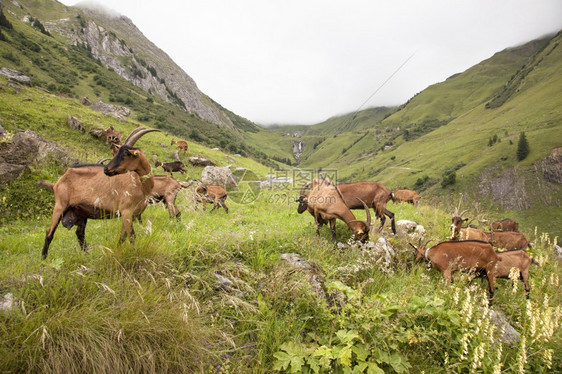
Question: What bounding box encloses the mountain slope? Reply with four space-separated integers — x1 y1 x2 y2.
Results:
0 0 270 165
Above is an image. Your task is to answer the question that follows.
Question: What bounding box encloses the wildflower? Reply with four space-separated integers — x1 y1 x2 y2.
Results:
543 349 553 369
470 342 486 373
517 336 527 374
509 267 519 295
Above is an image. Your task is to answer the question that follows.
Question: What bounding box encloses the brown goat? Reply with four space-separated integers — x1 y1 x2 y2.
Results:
296 184 329 235
485 231 531 251
491 218 519 232
40 127 159 259
298 180 394 235
155 160 187 175
410 240 500 300
146 177 193 221
393 188 421 206
303 177 372 243
171 139 188 152
102 126 122 145
450 211 488 241
493 249 538 298
194 185 229 213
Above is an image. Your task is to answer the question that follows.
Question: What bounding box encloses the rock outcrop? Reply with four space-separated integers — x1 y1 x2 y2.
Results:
0 130 77 186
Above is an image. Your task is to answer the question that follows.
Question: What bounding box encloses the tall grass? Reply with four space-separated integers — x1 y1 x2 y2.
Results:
1 187 560 373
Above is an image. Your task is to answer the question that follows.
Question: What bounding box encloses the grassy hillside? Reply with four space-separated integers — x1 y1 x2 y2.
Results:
0 75 269 222
1 5 561 372
1 172 560 372
0 0 271 166
252 33 562 238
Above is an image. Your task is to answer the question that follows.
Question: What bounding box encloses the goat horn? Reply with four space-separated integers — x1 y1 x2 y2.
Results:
459 209 468 217
357 198 372 228
299 181 312 197
97 158 111 164
124 127 161 147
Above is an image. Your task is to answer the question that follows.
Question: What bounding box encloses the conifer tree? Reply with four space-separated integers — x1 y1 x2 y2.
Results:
516 132 530 161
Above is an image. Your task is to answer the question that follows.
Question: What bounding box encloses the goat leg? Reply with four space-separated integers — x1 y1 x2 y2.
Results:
42 204 64 259
330 220 337 242
75 218 88 251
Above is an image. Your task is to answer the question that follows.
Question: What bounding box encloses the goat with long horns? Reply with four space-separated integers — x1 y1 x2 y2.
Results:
40 127 160 259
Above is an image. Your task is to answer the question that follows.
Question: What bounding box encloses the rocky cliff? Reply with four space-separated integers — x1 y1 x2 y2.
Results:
41 2 235 129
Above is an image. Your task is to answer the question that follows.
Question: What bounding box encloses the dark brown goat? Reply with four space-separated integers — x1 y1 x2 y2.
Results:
171 139 188 152
155 160 187 175
410 240 500 300
491 218 519 232
298 180 395 235
194 185 229 213
40 127 159 259
302 178 372 242
393 188 421 206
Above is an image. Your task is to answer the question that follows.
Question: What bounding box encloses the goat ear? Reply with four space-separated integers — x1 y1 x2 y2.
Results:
408 243 417 250
463 218 469 222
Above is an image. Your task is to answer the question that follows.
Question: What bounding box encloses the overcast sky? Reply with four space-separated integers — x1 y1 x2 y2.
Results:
61 0 562 125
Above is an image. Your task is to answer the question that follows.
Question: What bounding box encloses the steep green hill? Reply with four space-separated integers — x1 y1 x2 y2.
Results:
254 32 562 237
0 0 270 166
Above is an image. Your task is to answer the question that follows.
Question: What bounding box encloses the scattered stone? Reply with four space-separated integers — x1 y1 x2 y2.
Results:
89 128 105 139
397 220 417 236
490 309 520 345
90 101 130 121
0 293 14 312
214 273 234 291
0 68 32 86
281 253 327 300
201 165 237 188
396 219 426 242
554 244 562 260
80 96 92 106
189 156 215 167
7 80 25 91
0 130 78 186
67 115 84 132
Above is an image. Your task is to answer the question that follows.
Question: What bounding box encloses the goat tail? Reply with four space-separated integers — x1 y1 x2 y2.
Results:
390 192 396 202
38 180 54 191
531 258 540 266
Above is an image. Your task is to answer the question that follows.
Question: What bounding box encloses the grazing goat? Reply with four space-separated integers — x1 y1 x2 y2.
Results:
102 126 122 145
410 240 500 300
296 184 329 235
299 180 395 235
194 185 229 213
393 188 421 206
40 127 159 259
491 218 519 232
171 139 188 152
155 160 187 175
485 231 531 251
146 177 193 221
303 177 372 243
493 249 538 298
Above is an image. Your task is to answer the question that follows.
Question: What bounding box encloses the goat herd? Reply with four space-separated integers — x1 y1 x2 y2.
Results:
39 127 537 302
